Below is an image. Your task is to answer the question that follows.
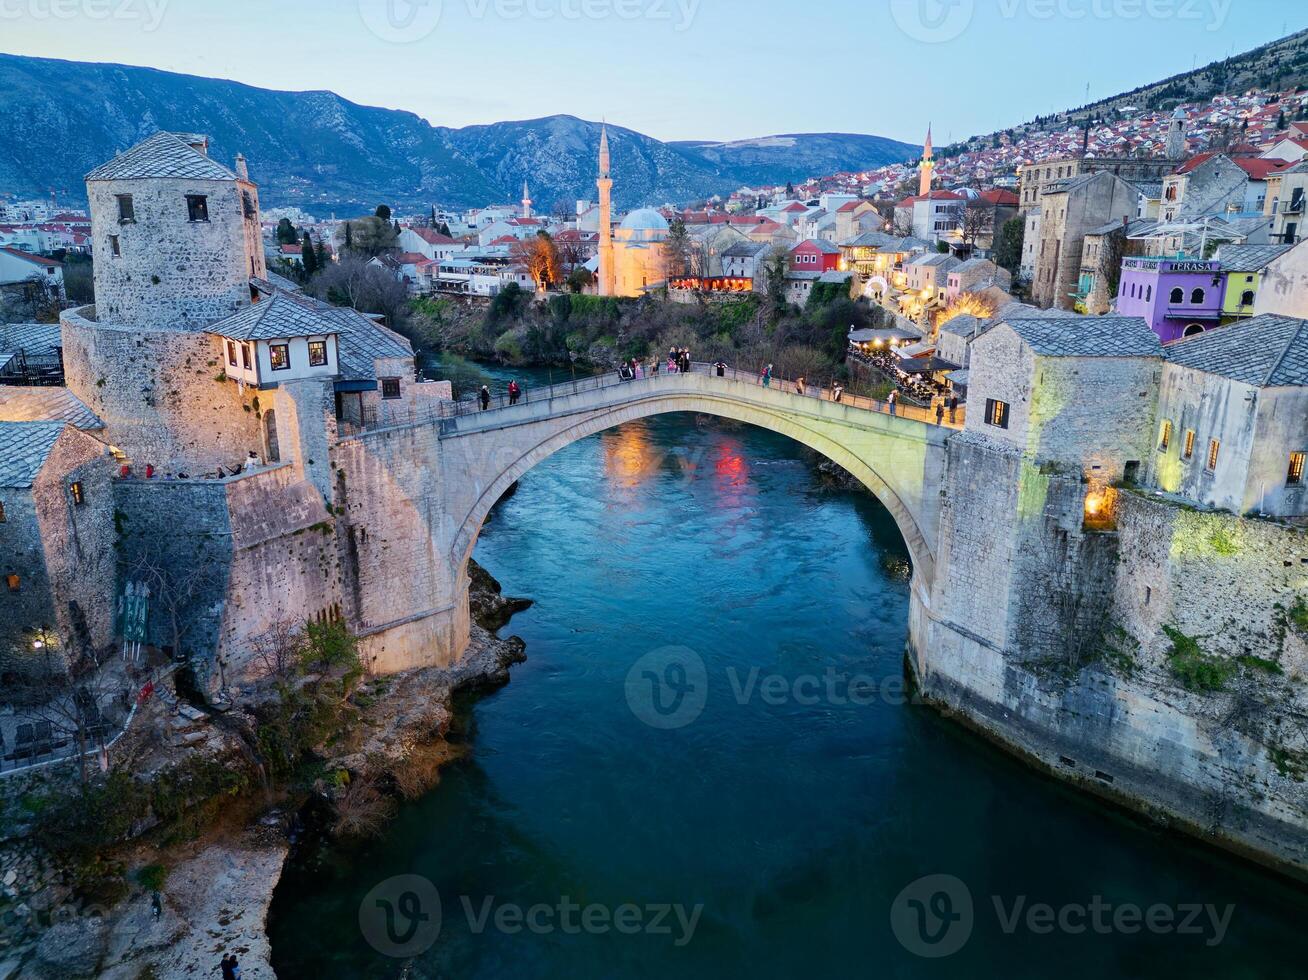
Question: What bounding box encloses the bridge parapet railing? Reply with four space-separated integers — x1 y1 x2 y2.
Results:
336 362 963 439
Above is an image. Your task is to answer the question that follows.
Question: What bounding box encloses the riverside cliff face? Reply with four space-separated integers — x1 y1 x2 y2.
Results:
912 434 1308 878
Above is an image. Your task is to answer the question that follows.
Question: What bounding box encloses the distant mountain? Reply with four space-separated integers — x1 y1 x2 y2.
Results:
0 53 918 215
672 133 920 186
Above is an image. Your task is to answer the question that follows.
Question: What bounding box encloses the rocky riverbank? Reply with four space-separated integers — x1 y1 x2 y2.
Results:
0 562 531 980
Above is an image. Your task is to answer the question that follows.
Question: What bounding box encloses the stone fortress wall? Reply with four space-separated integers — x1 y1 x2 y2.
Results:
61 308 265 473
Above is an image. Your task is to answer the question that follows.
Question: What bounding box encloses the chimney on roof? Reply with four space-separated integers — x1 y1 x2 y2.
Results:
186 135 209 156
235 154 249 180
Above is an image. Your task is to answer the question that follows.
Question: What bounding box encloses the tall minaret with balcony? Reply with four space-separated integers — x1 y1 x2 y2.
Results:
919 124 935 197
521 179 533 219
1166 108 1187 160
597 125 615 296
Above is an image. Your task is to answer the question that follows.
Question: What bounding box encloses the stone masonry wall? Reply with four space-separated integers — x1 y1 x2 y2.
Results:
113 465 339 686
87 175 261 330
61 309 264 474
916 434 1308 878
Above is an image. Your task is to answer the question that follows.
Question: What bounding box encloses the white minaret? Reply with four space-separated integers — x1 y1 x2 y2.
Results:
597 126 615 296
521 179 533 220
1166 108 1187 160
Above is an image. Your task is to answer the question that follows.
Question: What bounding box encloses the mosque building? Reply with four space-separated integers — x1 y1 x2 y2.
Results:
595 126 670 296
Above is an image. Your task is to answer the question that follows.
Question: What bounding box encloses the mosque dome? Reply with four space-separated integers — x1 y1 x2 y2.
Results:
617 208 670 241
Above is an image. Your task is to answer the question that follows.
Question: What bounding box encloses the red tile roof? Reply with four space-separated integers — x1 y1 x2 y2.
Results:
783 202 808 213
396 252 430 264
978 188 1019 206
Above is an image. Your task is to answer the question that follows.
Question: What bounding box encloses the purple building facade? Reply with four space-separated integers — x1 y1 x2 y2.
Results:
1116 257 1225 343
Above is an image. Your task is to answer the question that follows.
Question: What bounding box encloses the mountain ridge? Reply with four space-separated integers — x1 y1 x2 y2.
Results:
0 53 918 213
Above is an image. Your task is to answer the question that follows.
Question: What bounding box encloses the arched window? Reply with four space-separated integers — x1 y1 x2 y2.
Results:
1241 289 1255 306
1170 287 1184 304
1146 285 1152 302
1191 287 1205 305
1184 324 1205 337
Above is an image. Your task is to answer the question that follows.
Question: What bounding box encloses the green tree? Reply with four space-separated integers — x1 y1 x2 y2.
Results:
993 216 1025 275
275 217 299 245
375 204 392 222
663 218 692 276
315 239 328 270
344 221 354 254
437 221 452 238
763 249 789 319
301 231 318 277
342 216 398 258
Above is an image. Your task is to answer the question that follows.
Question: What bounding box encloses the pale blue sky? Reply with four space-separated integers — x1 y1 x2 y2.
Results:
2 0 1303 144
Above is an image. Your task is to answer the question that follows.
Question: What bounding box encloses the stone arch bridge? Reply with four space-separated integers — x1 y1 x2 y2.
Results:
332 365 953 673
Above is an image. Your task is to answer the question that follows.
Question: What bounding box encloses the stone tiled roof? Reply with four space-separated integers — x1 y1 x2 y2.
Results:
330 309 414 382
1213 243 1293 273
0 321 61 356
207 294 338 341
0 421 65 488
819 270 852 283
721 241 771 258
1002 316 1162 357
907 253 957 268
0 387 103 430
85 132 238 183
1164 314 1308 387
939 314 981 337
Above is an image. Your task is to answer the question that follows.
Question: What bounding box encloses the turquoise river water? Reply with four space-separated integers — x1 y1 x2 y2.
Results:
268 363 1308 978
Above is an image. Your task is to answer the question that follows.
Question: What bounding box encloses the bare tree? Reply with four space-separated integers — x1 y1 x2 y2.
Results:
310 256 412 330
17 668 122 783
121 551 223 667
249 620 306 683
960 201 995 247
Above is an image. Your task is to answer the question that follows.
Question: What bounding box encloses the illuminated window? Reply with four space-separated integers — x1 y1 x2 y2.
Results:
227 341 238 367
186 194 209 222
1183 429 1196 460
308 341 328 367
1207 439 1220 471
1158 420 1172 452
269 343 290 371
242 344 252 370
1289 452 1306 486
116 194 135 222
6 574 19 593
381 377 402 400
69 482 84 506
985 398 1010 429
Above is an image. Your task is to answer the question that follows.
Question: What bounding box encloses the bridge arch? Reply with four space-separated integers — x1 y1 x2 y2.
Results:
446 389 940 589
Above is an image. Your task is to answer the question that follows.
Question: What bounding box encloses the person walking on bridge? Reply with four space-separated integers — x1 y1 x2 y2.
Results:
714 359 727 378
795 375 806 396
887 389 898 417
948 395 958 424
935 401 945 426
832 381 844 403
760 364 773 388
508 380 521 406
479 385 491 411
